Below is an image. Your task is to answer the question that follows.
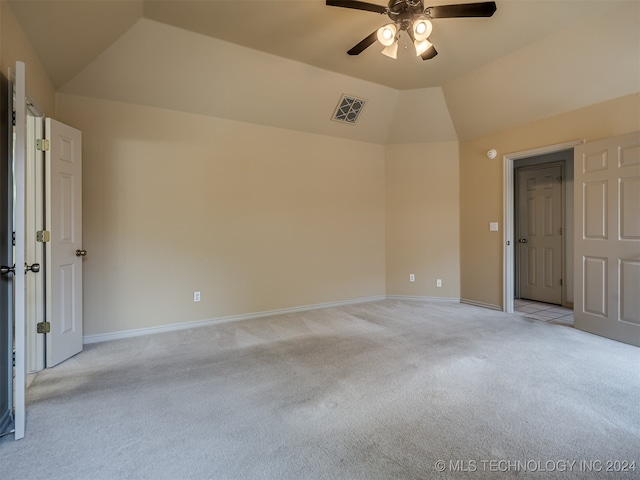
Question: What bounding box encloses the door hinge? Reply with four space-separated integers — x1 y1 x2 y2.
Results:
37 322 50 334
12 111 16 126
557 176 562 183
36 230 51 243
560 279 563 286
559 227 563 235
36 139 50 151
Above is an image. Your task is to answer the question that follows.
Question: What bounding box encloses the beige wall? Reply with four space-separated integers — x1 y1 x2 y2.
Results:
56 91 638 336
56 94 386 337
0 1 55 115
385 142 460 299
460 93 640 308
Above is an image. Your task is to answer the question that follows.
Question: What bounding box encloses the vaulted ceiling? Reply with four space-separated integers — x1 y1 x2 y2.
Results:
7 1 640 142
9 0 628 90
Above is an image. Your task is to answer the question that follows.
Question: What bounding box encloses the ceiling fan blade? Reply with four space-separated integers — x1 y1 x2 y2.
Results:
347 31 379 55
326 0 387 15
420 45 438 60
427 1 497 18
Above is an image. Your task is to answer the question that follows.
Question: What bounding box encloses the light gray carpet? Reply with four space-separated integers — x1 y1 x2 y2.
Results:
1 300 639 479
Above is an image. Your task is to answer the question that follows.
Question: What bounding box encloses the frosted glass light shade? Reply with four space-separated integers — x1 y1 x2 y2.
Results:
412 18 433 41
377 24 397 47
381 42 398 59
414 39 433 56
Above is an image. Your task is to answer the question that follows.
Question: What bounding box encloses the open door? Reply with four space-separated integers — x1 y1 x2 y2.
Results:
574 131 640 346
5 61 83 440
45 118 83 367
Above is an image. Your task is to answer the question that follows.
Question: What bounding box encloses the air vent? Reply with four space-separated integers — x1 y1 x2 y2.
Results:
331 94 367 125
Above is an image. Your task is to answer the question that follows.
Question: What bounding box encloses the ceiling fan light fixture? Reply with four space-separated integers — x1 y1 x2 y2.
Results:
376 23 397 47
414 38 433 56
412 17 433 41
381 42 398 59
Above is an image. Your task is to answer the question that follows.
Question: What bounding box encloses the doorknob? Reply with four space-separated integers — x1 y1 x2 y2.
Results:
25 263 40 273
75 249 87 257
1 265 15 275
519 238 527 243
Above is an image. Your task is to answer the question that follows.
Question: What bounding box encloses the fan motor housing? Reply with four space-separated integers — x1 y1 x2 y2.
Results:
387 0 425 30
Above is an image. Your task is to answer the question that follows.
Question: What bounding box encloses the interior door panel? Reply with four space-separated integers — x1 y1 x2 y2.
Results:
574 131 640 346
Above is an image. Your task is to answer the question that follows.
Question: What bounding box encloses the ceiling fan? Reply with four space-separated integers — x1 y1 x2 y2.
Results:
326 0 497 60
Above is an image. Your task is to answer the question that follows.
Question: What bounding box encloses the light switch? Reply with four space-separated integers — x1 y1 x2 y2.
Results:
490 222 499 231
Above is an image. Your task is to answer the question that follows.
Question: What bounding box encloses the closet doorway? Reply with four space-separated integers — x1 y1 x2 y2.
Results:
503 141 581 314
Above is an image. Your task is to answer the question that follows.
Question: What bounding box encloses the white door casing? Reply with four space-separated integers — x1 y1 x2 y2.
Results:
517 165 563 304
45 118 83 366
574 131 640 346
13 61 27 440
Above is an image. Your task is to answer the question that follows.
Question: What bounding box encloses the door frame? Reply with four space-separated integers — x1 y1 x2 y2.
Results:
26 103 45 373
503 140 584 314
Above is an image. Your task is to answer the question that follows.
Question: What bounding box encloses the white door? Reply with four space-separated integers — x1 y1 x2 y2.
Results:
517 165 563 304
574 131 640 347
45 118 83 366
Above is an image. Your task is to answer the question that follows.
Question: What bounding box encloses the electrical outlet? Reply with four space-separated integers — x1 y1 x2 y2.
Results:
193 291 201 302
409 274 415 282
436 279 442 287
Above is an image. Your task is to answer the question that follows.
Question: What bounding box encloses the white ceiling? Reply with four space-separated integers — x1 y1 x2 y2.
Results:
8 0 627 90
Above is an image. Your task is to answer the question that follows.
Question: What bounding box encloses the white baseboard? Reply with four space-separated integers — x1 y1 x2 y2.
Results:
460 298 503 311
83 295 386 345
385 295 460 303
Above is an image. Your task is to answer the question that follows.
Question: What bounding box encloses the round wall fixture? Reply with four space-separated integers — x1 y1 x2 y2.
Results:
487 149 497 159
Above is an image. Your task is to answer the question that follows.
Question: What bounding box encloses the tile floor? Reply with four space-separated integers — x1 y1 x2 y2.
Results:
514 299 574 326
